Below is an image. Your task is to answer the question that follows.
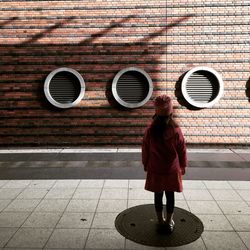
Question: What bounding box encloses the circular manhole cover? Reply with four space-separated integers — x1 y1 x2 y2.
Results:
115 204 204 247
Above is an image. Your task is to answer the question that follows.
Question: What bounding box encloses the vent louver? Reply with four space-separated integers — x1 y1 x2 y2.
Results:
49 72 81 104
44 68 85 109
117 72 149 104
181 67 224 108
112 67 153 108
186 71 219 103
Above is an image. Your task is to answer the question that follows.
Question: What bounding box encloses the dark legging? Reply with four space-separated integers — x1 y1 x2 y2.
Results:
154 191 175 213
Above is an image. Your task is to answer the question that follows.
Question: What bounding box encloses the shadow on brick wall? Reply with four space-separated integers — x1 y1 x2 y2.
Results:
1 14 193 110
0 14 194 146
174 72 202 111
104 15 194 110
246 77 250 102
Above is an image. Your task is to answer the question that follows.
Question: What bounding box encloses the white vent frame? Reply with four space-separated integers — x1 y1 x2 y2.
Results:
112 67 153 108
181 66 224 108
44 67 85 109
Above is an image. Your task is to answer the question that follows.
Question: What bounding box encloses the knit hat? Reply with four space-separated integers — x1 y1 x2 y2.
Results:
154 95 173 116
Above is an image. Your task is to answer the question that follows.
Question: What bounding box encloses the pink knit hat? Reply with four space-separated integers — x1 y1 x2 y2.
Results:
154 95 173 116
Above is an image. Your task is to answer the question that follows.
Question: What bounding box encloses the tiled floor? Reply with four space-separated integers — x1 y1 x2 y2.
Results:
0 179 249 249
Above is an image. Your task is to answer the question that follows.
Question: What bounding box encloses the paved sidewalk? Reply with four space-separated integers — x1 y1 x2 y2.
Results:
0 149 249 249
0 148 249 180
0 179 249 249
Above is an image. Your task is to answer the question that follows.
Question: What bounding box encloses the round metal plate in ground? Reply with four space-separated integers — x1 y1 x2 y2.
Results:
115 204 204 247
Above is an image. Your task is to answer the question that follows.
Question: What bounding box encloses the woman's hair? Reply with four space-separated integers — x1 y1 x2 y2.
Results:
150 113 178 138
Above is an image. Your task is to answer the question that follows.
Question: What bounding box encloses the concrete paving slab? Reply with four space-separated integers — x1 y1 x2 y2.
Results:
174 200 190 211
0 228 18 248
6 228 53 248
229 181 250 190
78 179 104 188
92 212 118 229
127 200 153 208
0 200 11 212
203 181 233 190
28 180 56 189
129 188 153 200
183 190 214 201
183 180 207 190
104 179 129 188
201 231 247 250
17 189 48 199
73 188 101 200
4 199 40 212
56 212 94 229
35 199 69 213
217 201 250 215
66 200 98 213
85 229 125 249
237 190 250 202
238 232 250 249
0 180 8 188
125 239 166 250
45 188 76 199
226 215 250 231
45 228 88 249
0 189 23 200
22 212 62 228
187 200 222 215
209 189 243 201
101 188 128 200
198 214 234 231
129 180 145 188
53 179 80 188
163 238 206 250
2 180 30 189
0 212 30 227
97 200 127 213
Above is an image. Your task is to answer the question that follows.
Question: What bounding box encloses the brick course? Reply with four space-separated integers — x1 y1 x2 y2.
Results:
0 0 249 147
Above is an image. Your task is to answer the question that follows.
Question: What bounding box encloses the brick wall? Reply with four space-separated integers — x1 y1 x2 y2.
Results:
0 0 249 147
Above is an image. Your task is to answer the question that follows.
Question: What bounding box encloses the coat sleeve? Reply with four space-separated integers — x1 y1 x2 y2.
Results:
142 128 150 171
176 128 187 170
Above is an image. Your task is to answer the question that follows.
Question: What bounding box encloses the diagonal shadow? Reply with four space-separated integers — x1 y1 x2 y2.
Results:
0 17 18 28
21 16 75 45
79 15 137 45
0 13 194 146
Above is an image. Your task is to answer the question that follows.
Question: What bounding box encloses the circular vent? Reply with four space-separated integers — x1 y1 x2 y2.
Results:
44 68 85 108
112 67 153 108
181 67 224 108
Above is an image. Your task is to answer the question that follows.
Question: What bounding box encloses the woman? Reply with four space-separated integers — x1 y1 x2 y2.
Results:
142 94 187 233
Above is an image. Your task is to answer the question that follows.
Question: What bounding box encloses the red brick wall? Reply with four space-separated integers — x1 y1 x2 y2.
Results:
0 1 249 147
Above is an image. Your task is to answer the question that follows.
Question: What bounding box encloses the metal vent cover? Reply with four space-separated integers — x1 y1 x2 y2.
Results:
112 67 153 108
181 67 224 108
44 68 85 108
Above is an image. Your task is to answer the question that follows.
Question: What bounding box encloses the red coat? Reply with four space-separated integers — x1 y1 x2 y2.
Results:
142 125 187 193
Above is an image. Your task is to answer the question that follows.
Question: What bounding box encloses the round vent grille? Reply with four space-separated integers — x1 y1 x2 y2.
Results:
44 68 85 108
181 67 224 108
112 67 153 108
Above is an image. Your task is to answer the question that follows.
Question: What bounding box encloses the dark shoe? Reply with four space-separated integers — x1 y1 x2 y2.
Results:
167 220 175 234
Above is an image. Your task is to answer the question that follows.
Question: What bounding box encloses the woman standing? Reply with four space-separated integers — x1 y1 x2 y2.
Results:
142 95 187 233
